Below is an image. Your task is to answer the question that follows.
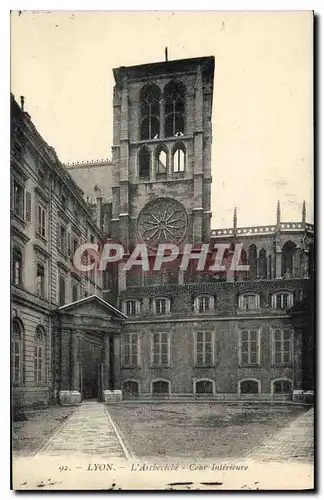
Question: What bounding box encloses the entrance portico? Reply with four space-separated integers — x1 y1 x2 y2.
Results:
55 295 126 405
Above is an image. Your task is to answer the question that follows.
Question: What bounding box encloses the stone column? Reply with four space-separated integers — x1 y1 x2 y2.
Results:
113 334 121 390
275 250 282 279
103 333 110 391
59 328 81 405
294 248 302 278
159 97 164 139
118 260 126 292
71 330 79 391
60 329 71 391
293 329 303 390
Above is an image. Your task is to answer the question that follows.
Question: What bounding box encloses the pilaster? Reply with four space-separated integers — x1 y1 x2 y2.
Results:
113 334 121 390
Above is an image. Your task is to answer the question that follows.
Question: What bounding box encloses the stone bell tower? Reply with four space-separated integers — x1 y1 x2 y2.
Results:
110 55 214 250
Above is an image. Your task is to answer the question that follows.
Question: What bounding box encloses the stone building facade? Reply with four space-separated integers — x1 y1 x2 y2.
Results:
11 95 119 410
11 55 314 408
111 56 314 401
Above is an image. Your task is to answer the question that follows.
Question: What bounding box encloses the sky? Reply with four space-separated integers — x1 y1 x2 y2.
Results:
10 10 313 228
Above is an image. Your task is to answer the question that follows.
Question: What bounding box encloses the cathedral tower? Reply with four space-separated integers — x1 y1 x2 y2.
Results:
111 55 214 250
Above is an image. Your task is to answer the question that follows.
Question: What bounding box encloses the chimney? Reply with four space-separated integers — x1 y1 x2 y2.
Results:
20 95 25 111
165 47 168 62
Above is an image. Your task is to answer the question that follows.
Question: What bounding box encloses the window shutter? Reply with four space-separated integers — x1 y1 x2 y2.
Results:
25 190 32 222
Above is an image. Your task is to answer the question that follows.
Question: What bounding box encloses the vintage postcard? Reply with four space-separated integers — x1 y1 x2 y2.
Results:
10 10 314 491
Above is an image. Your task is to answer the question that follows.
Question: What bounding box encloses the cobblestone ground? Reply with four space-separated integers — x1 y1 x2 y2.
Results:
246 407 314 463
35 402 131 459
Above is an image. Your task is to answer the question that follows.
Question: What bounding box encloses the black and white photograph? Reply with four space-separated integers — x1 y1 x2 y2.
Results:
10 9 314 491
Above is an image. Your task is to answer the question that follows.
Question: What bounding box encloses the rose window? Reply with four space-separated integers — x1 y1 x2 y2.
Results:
137 197 188 248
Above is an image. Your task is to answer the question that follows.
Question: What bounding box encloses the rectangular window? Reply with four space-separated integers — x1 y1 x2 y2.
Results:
12 247 22 286
12 338 21 383
59 275 66 306
38 168 46 186
13 180 24 219
67 233 72 257
73 237 79 255
25 191 32 222
240 294 258 311
36 204 47 239
126 301 137 316
274 293 293 309
72 282 79 302
123 333 139 366
152 332 169 366
59 225 67 254
155 298 167 315
34 346 43 382
195 331 213 366
272 329 293 365
36 263 45 298
239 329 260 365
12 141 22 161
199 296 210 313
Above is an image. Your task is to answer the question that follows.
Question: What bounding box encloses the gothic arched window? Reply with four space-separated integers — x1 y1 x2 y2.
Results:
258 248 267 279
172 143 186 173
282 241 297 277
138 146 151 180
155 146 168 177
140 84 161 140
248 244 257 279
164 80 186 138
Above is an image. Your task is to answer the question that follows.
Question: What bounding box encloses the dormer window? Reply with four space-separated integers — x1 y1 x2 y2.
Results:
238 293 260 311
122 299 140 317
194 295 214 313
152 297 171 316
272 292 294 310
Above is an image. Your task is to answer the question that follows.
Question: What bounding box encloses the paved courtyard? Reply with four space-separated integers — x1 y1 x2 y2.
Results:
107 402 313 461
35 402 132 459
12 402 314 490
247 407 314 463
14 402 313 463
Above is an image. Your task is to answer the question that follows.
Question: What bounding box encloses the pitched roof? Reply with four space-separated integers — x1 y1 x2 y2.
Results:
58 294 127 319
